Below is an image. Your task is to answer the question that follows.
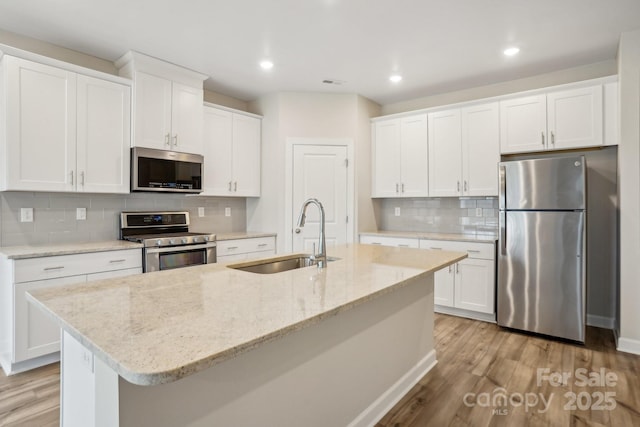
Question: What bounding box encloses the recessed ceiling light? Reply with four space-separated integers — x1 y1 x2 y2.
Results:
389 74 402 83
503 47 520 57
259 60 274 70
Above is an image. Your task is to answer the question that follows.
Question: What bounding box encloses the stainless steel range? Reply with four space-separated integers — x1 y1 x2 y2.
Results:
120 211 216 272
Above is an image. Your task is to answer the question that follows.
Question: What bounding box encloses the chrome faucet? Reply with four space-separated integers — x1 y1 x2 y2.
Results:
296 198 327 268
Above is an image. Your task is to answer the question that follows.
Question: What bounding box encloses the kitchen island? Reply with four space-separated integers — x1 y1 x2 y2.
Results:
28 244 465 427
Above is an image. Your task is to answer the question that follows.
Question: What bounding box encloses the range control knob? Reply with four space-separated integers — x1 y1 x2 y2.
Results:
182 238 188 244
169 239 176 245
203 236 209 242
156 239 163 246
193 237 201 243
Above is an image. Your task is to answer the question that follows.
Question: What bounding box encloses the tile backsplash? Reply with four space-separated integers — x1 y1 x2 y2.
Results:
0 192 246 247
378 197 498 235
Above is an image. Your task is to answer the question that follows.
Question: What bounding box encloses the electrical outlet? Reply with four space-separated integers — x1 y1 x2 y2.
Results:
76 207 87 220
225 207 231 217
476 208 483 217
20 208 33 223
394 207 401 217
198 207 205 217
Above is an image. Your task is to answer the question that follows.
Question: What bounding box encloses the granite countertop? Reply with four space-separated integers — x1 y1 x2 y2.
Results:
359 230 498 243
215 231 277 241
0 240 144 260
28 244 465 386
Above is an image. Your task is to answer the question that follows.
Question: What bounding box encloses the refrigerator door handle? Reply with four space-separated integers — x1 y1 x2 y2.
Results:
499 165 506 210
499 211 506 255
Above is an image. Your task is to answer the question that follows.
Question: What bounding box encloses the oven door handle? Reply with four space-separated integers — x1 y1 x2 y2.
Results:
145 242 217 255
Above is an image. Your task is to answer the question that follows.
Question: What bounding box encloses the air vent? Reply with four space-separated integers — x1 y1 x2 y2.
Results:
322 79 346 85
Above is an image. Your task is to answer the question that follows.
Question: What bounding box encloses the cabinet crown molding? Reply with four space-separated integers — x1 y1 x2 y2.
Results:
116 50 208 88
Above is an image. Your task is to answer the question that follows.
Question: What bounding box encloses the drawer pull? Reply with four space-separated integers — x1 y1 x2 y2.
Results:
430 247 442 250
370 242 382 245
398 244 410 247
467 250 481 253
44 266 65 271
257 243 268 247
227 246 239 250
109 259 126 263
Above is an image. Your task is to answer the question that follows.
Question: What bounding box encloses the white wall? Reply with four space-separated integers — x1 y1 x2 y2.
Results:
617 29 640 354
356 96 382 233
382 60 617 115
247 92 379 253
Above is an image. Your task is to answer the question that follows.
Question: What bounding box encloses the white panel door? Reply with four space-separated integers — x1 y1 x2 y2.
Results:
428 109 461 197
434 265 455 307
5 56 77 192
499 95 547 154
400 114 429 197
372 119 401 197
76 75 131 194
455 258 495 314
292 145 348 252
14 275 88 362
202 106 233 195
547 86 603 150
462 102 500 196
232 114 261 196
171 82 204 154
133 71 172 150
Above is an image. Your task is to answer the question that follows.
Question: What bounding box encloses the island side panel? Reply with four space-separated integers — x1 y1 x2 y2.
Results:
117 273 435 427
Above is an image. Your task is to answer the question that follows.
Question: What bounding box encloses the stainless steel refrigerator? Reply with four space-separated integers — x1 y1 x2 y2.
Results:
498 155 587 342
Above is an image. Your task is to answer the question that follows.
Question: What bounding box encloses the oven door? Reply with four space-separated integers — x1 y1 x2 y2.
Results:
143 243 217 273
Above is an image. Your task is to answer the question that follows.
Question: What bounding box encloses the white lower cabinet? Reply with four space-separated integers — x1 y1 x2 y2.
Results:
0 249 142 375
419 239 496 321
217 236 276 263
358 235 420 248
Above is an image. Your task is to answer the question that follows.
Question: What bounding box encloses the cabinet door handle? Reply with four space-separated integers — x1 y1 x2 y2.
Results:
396 183 399 193
401 183 405 193
464 181 468 192
228 181 232 191
551 131 555 145
448 265 452 273
70 171 74 185
165 133 171 146
109 259 126 263
80 171 85 186
456 263 459 274
234 181 238 192
173 134 178 146
44 266 65 271
541 132 545 145
457 181 461 192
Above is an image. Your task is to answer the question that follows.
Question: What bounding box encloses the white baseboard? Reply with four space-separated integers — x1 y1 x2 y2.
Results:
349 350 437 427
617 337 640 355
586 314 615 329
0 351 60 376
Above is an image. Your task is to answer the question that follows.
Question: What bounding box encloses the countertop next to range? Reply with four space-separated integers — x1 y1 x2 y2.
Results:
360 230 498 244
27 244 466 386
0 232 277 260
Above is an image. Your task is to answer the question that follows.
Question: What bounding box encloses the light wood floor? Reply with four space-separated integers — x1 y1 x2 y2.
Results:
1 314 638 426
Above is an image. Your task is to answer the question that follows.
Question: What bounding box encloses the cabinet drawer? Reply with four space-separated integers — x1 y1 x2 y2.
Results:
359 235 419 248
217 237 276 256
419 239 494 260
14 249 142 283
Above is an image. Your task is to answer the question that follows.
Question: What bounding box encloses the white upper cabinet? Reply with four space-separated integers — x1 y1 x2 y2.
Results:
428 103 499 197
500 86 604 154
116 51 207 155
202 105 261 197
1 55 131 193
372 114 428 197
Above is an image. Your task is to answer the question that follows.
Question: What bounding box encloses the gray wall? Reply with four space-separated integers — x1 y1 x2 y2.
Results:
376 197 498 236
0 192 246 247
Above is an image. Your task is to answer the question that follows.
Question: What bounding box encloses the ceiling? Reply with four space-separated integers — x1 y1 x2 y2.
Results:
0 0 639 105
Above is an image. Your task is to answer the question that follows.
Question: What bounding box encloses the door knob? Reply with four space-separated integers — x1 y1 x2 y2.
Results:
295 228 301 234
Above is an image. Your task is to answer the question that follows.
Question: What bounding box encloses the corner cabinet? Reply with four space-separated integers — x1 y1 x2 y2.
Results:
428 103 500 197
116 51 208 155
372 114 428 197
500 85 604 154
201 105 261 197
1 55 131 193
0 249 142 375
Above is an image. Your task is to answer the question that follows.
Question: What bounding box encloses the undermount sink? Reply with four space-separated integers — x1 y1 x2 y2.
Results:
227 254 339 274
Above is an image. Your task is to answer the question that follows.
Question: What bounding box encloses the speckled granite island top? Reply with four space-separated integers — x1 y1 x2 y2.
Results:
28 244 465 387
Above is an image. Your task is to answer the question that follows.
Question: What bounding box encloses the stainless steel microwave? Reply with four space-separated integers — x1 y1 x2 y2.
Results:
131 147 203 193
